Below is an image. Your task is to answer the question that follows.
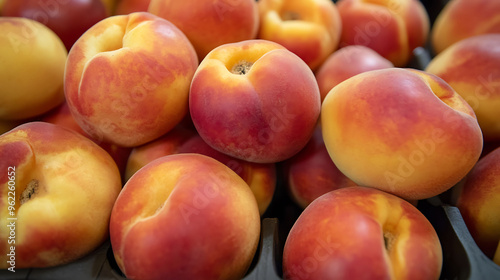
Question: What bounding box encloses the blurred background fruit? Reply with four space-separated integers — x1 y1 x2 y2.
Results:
2 0 108 51
0 17 67 120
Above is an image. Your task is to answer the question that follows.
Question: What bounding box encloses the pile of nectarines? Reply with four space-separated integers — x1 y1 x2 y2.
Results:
1 0 499 279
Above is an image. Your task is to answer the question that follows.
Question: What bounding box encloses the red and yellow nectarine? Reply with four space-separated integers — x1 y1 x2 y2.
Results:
336 0 430 67
189 39 321 163
283 186 442 280
456 147 500 261
431 0 500 54
426 34 500 141
0 122 122 269
64 12 198 147
321 68 483 200
110 153 260 280
257 0 342 71
126 126 276 215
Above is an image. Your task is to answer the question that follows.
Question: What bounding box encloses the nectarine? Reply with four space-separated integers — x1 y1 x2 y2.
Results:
64 12 198 147
456 147 500 260
0 122 122 269
336 0 430 67
431 0 500 54
189 39 321 163
425 34 500 141
110 154 260 280
315 45 393 102
283 186 442 280
125 125 276 215
321 68 483 200
0 17 67 120
257 0 342 70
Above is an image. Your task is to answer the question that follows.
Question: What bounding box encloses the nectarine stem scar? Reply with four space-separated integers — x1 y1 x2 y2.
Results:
384 231 395 252
20 179 39 205
231 61 253 75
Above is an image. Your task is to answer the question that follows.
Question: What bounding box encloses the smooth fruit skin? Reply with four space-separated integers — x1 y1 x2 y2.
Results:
315 45 393 102
110 154 260 280
456 147 500 260
0 122 122 268
336 0 430 67
189 39 321 163
125 125 277 215
0 17 67 120
431 0 500 55
42 102 132 178
148 0 259 60
283 125 357 209
124 125 197 181
257 0 342 71
321 68 483 201
283 186 442 280
64 12 198 147
2 0 108 51
425 34 500 141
